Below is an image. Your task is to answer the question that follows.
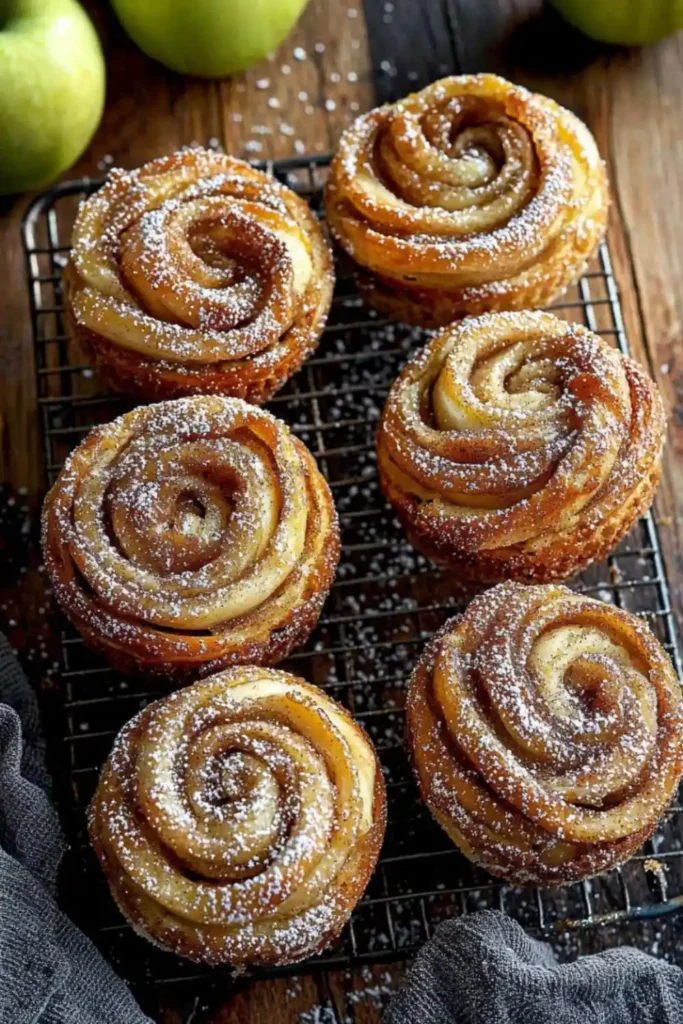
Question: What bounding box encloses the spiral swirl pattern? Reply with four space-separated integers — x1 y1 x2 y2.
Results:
407 583 683 885
88 667 386 965
42 396 340 677
64 148 334 402
326 74 608 326
376 311 665 582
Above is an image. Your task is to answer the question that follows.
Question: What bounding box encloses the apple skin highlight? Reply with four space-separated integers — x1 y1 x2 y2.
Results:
110 0 309 78
549 0 683 46
0 0 105 194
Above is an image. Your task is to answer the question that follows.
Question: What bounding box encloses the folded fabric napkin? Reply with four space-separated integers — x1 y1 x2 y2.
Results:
0 632 150 1024
384 910 683 1024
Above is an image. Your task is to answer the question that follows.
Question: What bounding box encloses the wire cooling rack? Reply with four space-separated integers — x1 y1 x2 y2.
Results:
21 155 683 1009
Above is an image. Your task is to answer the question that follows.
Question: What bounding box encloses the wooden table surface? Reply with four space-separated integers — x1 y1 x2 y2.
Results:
2 1 683 1020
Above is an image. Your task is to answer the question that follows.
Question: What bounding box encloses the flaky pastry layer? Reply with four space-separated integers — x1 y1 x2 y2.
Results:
89 667 386 965
407 583 683 886
64 148 334 403
42 396 340 678
376 311 665 583
327 74 608 325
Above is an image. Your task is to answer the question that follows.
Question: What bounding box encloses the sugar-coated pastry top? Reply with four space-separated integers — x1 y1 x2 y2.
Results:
407 582 683 886
88 666 387 965
64 148 334 402
327 74 608 323
377 311 665 581
41 396 339 676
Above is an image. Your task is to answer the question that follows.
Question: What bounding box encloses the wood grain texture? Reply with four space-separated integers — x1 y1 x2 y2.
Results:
604 39 683 628
2 0 683 1021
0 198 40 497
363 0 543 100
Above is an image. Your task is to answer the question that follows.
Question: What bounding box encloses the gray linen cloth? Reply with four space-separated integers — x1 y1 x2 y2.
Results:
3 630 683 1024
0 632 150 1024
384 910 683 1024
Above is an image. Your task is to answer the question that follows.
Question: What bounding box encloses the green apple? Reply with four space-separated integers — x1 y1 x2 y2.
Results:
110 0 309 78
549 0 683 45
0 0 105 195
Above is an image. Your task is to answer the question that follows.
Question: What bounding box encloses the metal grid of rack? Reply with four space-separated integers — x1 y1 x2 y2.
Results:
21 155 683 1006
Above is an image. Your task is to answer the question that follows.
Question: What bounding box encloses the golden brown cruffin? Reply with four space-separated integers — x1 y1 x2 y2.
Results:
407 582 683 887
41 396 340 678
326 74 608 326
88 666 387 966
63 148 334 403
376 311 665 583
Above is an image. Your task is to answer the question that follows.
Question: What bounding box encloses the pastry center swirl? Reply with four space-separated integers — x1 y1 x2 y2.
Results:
375 95 540 229
433 585 678 841
382 311 633 517
70 152 317 364
95 672 378 921
63 399 314 632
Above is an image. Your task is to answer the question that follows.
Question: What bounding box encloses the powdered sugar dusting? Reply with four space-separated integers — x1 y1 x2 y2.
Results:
377 310 665 583
407 580 683 887
326 73 608 319
67 148 334 402
88 666 385 965
42 395 340 677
